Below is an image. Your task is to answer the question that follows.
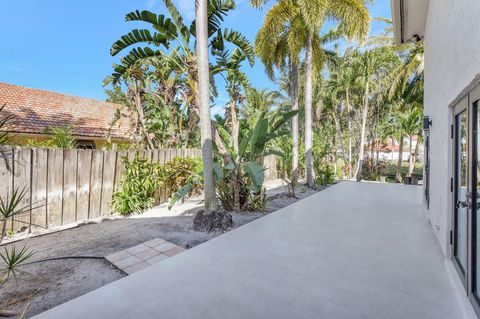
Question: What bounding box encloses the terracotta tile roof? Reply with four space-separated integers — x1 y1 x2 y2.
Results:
0 82 130 140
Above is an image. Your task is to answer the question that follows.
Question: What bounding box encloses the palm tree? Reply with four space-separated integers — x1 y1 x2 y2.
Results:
403 108 422 178
110 0 254 146
390 78 423 181
242 88 281 125
353 47 397 181
255 0 306 187
254 0 369 186
326 49 359 177
298 0 370 186
215 49 251 156
196 0 217 211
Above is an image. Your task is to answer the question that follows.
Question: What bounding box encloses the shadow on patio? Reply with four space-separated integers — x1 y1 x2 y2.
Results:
34 182 463 319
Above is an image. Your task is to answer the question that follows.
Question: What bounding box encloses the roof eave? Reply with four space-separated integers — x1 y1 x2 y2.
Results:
391 0 404 45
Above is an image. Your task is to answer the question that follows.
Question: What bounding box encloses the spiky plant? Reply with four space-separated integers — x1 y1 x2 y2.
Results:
0 245 34 318
0 245 34 284
0 187 30 244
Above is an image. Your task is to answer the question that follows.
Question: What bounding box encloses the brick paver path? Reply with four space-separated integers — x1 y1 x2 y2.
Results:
106 238 186 274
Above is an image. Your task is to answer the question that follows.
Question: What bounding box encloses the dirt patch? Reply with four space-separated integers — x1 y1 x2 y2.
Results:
0 181 325 317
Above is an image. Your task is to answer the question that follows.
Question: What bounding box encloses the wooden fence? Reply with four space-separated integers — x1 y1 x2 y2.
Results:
0 147 201 233
0 147 279 233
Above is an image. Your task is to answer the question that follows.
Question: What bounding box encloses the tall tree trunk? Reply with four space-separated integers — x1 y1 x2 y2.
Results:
291 60 299 193
229 98 241 211
304 35 314 187
346 89 353 178
133 88 155 150
407 136 418 178
230 99 239 155
355 81 369 181
333 111 346 164
396 136 404 183
196 0 217 212
333 111 346 178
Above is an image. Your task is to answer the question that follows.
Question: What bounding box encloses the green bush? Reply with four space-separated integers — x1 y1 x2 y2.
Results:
312 134 335 187
112 156 166 215
314 164 335 187
26 125 77 149
113 156 203 215
164 157 203 196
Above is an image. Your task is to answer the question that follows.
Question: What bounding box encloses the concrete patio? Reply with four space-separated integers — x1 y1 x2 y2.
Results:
34 182 463 319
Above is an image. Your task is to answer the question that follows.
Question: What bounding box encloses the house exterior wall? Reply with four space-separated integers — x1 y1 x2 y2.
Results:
423 0 480 255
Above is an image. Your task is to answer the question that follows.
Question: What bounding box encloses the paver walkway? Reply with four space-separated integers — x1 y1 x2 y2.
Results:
106 238 186 274
34 182 464 319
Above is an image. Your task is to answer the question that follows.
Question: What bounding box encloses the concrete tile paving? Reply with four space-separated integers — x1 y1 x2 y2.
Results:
106 239 186 274
34 182 464 319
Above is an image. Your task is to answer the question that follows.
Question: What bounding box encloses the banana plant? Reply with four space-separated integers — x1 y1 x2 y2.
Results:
169 109 298 211
108 0 254 144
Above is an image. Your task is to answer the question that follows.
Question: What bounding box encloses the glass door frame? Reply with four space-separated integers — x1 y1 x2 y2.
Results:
452 96 471 290
469 86 480 316
451 86 480 317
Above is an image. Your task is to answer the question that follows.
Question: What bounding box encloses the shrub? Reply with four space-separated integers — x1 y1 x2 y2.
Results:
360 157 386 181
114 156 203 214
313 136 335 187
164 157 203 196
112 156 166 215
216 170 249 211
26 126 77 149
314 164 335 187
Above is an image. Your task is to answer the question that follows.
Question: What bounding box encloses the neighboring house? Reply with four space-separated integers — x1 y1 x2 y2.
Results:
0 82 130 149
367 136 423 162
392 0 480 317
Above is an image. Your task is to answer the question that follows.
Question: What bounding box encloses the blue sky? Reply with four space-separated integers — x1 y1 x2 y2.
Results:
0 0 391 107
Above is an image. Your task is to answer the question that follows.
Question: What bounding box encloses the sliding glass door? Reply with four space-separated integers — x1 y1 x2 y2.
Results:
472 100 480 313
453 101 470 285
452 88 480 316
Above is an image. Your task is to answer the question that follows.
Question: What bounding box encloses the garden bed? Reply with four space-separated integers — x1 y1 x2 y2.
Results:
0 179 326 317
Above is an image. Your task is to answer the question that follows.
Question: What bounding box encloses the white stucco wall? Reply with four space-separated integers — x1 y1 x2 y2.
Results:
424 0 480 255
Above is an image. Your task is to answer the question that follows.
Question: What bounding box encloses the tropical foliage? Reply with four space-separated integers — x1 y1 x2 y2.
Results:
105 0 424 221
106 0 254 150
112 155 203 215
26 126 78 149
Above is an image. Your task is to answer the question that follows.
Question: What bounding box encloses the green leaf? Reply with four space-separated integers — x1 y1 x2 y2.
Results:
238 128 252 159
271 110 298 133
223 29 255 66
213 163 223 181
125 10 178 35
111 29 169 56
244 161 265 189
168 184 192 210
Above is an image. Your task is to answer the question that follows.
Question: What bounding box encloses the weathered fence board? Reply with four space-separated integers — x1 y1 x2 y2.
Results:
76 150 92 221
0 147 277 234
114 150 127 191
0 147 14 231
31 148 48 229
89 151 104 219
101 151 117 215
62 150 77 225
13 148 31 231
47 149 64 228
